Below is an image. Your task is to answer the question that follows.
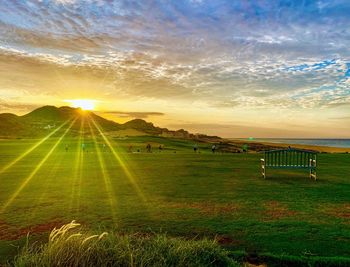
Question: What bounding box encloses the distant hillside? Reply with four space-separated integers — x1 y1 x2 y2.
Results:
0 113 32 136
0 106 220 141
0 106 120 137
22 106 120 130
23 106 75 122
0 106 293 152
121 119 164 136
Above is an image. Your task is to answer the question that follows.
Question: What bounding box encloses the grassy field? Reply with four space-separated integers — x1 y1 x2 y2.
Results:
0 129 349 264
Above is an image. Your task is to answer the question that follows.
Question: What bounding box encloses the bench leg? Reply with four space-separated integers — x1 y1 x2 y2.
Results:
262 165 266 179
309 158 317 181
310 168 317 181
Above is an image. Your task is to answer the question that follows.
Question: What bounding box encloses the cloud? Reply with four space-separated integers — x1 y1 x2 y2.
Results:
54 0 77 4
166 122 326 138
1 0 350 137
102 111 164 119
1 39 349 110
329 116 350 120
0 99 40 113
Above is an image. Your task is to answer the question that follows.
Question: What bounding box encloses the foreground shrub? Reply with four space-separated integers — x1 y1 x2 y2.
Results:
12 221 239 267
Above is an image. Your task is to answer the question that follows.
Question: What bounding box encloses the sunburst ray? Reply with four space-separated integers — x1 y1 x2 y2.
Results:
90 117 148 203
0 118 77 213
0 120 70 176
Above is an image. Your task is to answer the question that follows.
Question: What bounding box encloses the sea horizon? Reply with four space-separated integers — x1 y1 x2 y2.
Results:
233 138 350 148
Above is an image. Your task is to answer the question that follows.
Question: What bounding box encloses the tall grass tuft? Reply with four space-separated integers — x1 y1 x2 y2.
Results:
11 221 239 267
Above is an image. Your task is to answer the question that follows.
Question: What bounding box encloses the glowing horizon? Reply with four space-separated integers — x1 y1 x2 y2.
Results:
65 99 97 111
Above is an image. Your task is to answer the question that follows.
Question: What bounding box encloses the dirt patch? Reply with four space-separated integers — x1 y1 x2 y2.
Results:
0 219 66 241
160 201 239 216
20 220 66 236
0 220 16 240
262 201 297 221
245 263 267 267
324 203 350 221
215 234 244 246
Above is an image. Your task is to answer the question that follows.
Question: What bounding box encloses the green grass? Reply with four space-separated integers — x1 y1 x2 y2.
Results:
0 130 349 265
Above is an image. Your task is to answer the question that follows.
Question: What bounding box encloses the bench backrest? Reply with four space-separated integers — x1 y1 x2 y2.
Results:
264 149 316 167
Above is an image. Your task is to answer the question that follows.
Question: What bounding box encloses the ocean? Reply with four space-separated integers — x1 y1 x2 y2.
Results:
249 139 350 148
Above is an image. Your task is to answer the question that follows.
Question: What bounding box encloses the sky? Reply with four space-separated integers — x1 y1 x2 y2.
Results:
0 0 349 138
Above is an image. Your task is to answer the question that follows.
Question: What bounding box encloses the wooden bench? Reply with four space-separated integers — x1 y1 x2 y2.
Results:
260 148 317 180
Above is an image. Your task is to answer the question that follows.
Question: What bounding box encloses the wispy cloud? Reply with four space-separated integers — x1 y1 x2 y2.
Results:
167 122 328 139
0 99 40 112
102 111 164 119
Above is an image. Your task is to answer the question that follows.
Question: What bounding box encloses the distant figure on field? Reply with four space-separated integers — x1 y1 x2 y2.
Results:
65 144 69 152
146 143 152 153
82 143 86 152
158 145 163 152
102 143 107 152
193 144 198 153
212 144 216 153
128 145 133 153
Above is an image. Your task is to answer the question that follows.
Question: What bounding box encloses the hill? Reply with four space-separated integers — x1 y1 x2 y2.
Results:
0 106 219 141
23 106 76 122
0 106 288 152
0 106 123 137
0 113 32 136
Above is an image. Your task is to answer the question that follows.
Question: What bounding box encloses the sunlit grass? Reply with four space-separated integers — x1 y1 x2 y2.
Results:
70 118 85 213
0 121 69 176
0 137 349 265
24 149 66 224
90 117 148 203
88 120 118 223
0 119 77 213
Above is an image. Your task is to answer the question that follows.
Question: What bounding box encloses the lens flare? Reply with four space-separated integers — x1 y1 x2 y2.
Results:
0 119 77 213
88 120 118 222
69 117 86 214
90 117 147 203
0 121 69 176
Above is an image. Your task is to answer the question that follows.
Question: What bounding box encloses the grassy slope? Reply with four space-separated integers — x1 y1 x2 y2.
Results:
0 132 349 263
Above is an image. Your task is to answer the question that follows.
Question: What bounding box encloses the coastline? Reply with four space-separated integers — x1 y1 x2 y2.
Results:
229 139 350 153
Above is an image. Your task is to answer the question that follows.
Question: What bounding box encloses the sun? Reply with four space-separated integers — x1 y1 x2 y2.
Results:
66 99 96 110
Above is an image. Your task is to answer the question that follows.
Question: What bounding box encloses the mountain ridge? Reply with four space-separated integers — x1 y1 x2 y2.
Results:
0 105 220 141
0 106 299 153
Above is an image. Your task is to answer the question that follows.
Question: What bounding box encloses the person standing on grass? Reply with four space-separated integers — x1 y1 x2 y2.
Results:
212 144 216 153
82 143 86 153
65 144 69 152
158 144 163 152
146 143 151 153
193 144 198 153
128 144 133 153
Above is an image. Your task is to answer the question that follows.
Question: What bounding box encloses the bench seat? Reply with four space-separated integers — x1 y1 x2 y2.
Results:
261 148 317 180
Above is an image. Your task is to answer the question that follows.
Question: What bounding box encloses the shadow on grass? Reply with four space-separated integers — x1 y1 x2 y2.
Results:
263 170 320 184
